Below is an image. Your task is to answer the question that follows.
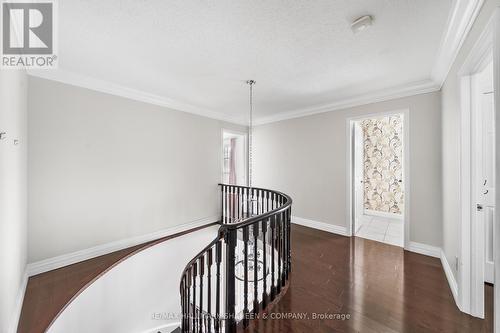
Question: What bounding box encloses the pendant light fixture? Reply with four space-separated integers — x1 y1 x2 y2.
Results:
246 80 256 216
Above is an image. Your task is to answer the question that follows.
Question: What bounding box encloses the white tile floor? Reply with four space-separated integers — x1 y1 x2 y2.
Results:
355 214 404 247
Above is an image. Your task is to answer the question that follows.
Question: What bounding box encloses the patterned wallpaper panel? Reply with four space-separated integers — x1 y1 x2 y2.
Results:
362 115 404 215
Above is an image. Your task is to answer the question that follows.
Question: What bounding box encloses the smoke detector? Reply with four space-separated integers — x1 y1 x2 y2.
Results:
351 15 373 33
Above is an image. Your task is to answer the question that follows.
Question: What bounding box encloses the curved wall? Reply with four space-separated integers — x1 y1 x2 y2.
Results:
47 226 219 333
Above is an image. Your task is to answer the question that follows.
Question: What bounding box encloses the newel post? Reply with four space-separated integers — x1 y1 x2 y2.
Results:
224 228 237 333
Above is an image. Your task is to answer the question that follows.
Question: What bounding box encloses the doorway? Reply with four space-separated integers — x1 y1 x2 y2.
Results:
347 111 409 248
473 61 495 286
221 129 247 185
457 12 500 326
466 59 496 319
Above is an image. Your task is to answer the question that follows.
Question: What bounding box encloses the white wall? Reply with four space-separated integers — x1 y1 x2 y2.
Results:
441 0 500 281
253 92 442 246
0 70 28 333
28 77 244 263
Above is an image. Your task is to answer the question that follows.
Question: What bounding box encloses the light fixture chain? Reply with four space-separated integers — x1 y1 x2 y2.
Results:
247 80 255 189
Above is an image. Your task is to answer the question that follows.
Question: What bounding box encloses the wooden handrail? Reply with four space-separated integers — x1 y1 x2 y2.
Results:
179 184 292 332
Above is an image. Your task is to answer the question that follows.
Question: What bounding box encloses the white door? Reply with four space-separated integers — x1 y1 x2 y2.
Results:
482 91 495 284
353 122 364 233
476 63 495 284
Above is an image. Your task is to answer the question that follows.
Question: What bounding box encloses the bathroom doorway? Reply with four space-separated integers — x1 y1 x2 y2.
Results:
348 111 409 248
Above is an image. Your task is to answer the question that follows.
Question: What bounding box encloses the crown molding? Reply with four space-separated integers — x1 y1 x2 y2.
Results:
27 73 440 127
253 79 440 125
431 0 484 86
24 1 484 129
26 69 247 125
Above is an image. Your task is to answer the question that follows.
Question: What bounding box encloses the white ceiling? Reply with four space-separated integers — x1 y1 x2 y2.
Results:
37 0 456 124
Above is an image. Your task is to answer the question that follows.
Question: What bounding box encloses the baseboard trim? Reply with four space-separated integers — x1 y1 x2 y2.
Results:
364 209 403 220
406 241 441 258
292 216 348 236
441 250 460 309
291 218 461 315
27 215 219 276
292 218 442 261
9 269 28 333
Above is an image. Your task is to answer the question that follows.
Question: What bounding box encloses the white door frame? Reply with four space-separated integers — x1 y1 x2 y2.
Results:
352 121 364 234
346 109 410 250
458 9 500 324
221 128 248 185
495 10 500 333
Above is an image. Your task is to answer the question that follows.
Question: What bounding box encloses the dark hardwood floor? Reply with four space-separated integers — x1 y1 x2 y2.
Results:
18 223 492 333
246 224 493 333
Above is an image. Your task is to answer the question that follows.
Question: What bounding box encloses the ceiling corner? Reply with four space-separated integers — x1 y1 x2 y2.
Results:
431 0 485 86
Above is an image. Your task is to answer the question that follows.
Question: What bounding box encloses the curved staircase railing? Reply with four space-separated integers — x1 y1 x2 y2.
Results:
179 184 292 333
